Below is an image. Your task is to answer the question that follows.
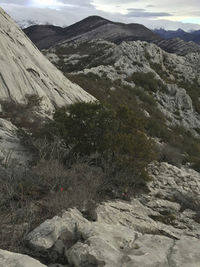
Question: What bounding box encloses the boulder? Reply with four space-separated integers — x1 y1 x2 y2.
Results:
26 208 89 262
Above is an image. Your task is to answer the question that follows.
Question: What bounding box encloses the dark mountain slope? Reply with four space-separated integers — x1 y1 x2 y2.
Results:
24 15 160 49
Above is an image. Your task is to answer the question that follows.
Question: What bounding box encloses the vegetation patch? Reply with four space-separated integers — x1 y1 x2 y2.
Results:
0 94 43 131
126 72 167 92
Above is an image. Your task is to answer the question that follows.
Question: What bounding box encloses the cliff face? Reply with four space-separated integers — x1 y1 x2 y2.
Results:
0 8 94 115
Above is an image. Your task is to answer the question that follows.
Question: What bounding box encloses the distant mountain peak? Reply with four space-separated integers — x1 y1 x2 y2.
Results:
24 15 160 50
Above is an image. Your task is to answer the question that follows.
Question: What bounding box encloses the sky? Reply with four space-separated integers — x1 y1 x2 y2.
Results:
0 0 200 31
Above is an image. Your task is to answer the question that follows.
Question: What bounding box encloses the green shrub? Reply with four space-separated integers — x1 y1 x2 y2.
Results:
126 72 166 92
44 102 157 190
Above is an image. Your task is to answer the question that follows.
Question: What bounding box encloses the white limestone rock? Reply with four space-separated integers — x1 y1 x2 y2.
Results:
0 8 95 116
26 208 89 251
0 249 47 267
27 203 200 267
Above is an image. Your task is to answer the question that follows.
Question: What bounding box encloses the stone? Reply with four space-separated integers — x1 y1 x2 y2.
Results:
0 249 47 267
26 208 89 263
170 237 200 267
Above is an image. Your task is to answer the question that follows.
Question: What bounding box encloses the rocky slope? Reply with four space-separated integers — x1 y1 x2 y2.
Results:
1 162 200 266
44 39 200 133
0 7 95 165
24 16 160 50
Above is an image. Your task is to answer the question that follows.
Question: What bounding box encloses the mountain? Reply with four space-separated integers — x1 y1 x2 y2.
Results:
24 16 200 55
24 15 161 50
155 28 200 45
23 24 63 47
0 7 94 163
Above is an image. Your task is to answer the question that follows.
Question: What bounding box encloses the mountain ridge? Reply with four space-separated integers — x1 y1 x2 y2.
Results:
24 15 161 50
155 28 200 44
24 16 200 55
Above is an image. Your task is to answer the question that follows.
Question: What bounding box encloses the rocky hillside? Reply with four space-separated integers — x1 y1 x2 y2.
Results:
1 162 200 266
42 39 200 170
1 7 200 267
44 39 200 131
0 7 94 164
24 16 161 50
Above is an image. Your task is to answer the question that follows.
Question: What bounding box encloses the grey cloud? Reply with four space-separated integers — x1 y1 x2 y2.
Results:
0 0 27 4
0 0 200 31
126 8 172 18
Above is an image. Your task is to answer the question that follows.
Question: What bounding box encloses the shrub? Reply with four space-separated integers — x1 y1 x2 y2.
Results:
126 72 167 92
43 102 157 190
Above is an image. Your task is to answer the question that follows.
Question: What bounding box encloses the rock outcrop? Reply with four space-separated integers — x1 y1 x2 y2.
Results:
23 162 200 266
0 8 95 115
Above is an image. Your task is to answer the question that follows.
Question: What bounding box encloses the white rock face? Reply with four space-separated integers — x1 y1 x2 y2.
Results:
0 8 95 115
0 249 47 267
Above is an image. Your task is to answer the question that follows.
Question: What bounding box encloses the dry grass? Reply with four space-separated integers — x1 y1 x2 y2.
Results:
0 158 104 252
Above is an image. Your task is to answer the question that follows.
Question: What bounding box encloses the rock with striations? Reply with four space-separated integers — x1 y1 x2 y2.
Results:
0 7 95 115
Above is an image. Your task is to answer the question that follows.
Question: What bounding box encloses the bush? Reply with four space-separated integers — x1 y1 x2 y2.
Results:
126 72 166 92
43 102 157 190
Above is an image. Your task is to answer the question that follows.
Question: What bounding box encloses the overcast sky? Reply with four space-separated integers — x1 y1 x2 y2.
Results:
0 0 200 31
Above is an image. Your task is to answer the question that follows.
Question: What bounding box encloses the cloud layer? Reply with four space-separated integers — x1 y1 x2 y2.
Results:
0 0 200 30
